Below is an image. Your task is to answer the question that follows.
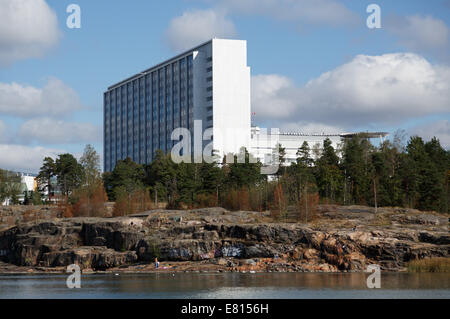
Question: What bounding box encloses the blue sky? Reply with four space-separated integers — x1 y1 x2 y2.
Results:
0 0 449 173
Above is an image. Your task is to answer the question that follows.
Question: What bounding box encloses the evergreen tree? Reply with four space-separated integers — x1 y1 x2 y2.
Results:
107 157 145 200
55 154 83 197
31 191 43 205
37 157 56 201
23 191 30 205
146 150 177 203
226 148 263 189
342 136 373 205
315 138 343 203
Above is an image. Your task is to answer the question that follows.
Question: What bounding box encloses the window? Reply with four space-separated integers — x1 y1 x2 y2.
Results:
206 86 212 92
206 76 212 82
206 66 212 72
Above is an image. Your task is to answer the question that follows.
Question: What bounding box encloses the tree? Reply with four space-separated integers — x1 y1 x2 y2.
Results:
37 157 56 201
367 141 403 208
401 136 427 208
297 141 313 167
145 150 177 204
0 169 7 204
342 136 375 205
284 142 316 204
23 191 30 205
70 145 108 217
275 143 286 178
55 154 83 197
0 170 21 205
270 183 287 220
225 147 263 189
106 157 145 201
31 191 43 205
315 138 343 203
79 144 101 189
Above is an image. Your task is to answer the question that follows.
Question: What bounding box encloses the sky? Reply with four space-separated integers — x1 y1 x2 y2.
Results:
0 0 449 173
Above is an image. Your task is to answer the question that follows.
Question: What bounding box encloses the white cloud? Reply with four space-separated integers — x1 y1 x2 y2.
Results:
410 119 450 149
18 117 102 145
0 119 14 144
0 144 64 173
165 9 237 52
0 120 7 143
0 78 83 118
387 15 449 51
0 0 60 65
279 121 344 135
217 0 359 27
251 74 297 119
251 53 450 128
166 0 358 51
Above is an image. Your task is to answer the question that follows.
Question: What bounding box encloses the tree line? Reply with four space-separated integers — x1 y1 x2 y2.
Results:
102 133 449 216
0 170 22 205
16 133 448 217
34 144 107 217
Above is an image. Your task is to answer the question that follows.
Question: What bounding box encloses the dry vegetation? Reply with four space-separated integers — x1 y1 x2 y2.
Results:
407 258 450 273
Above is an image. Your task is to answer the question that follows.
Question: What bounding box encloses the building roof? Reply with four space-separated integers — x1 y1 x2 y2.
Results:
106 39 217 91
251 127 389 139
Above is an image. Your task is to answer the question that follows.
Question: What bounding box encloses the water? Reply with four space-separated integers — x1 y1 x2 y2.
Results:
0 273 448 299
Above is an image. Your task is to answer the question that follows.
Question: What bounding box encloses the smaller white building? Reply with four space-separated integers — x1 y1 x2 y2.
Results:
1 172 37 206
250 126 388 166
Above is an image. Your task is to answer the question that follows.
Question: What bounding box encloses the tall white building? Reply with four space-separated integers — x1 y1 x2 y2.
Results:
104 38 250 171
104 38 387 171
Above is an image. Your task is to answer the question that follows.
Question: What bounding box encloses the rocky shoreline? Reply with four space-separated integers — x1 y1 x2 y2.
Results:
0 206 448 274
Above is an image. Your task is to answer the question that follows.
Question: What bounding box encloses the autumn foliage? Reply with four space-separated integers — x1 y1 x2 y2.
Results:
298 192 319 223
112 187 153 217
223 188 252 211
270 183 288 220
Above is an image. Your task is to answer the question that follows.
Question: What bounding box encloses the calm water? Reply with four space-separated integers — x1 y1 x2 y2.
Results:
0 273 449 299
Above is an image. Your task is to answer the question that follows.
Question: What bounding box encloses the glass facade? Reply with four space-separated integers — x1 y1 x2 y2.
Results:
104 54 193 172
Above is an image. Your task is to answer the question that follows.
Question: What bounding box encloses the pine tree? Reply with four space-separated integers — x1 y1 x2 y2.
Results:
37 157 56 202
315 138 343 203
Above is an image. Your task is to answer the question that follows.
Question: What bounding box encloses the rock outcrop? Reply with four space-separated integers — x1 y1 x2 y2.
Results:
0 206 448 272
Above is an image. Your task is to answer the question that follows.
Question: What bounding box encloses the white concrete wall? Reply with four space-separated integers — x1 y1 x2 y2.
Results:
21 175 36 192
211 39 251 158
192 42 212 154
250 127 343 165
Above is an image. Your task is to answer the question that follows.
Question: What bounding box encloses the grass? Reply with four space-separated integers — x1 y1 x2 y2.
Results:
407 257 450 273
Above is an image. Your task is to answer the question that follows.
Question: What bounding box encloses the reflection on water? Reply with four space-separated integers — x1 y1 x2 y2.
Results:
0 273 449 299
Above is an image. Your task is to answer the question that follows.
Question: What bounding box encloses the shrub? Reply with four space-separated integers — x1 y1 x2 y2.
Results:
113 187 153 217
270 183 288 220
71 182 108 217
196 193 217 208
298 192 319 223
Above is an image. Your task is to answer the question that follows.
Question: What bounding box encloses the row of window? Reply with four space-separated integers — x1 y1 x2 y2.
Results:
104 55 195 171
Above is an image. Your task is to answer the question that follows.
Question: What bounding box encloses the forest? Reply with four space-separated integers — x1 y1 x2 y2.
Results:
27 133 449 218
